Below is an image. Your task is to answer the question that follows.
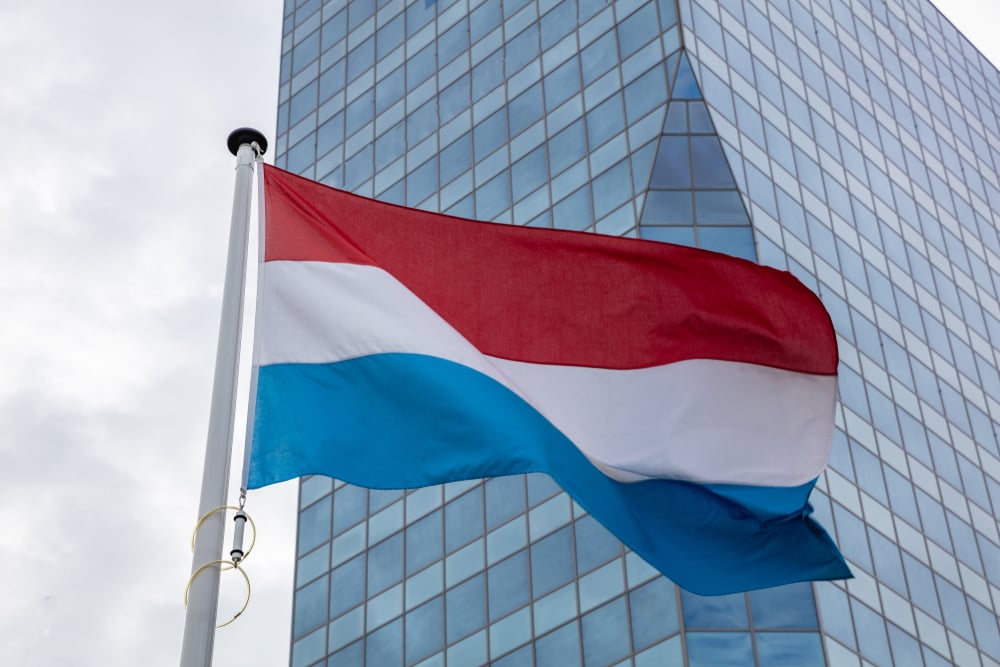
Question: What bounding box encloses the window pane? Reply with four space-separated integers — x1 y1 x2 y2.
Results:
446 573 486 643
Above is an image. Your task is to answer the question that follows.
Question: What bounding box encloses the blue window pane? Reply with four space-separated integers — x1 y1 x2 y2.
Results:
446 192 475 219
407 98 437 146
440 133 472 186
916 490 952 551
749 582 818 629
505 24 539 77
541 0 575 50
290 80 318 127
299 495 331 553
368 533 403 595
485 475 525 529
544 56 581 110
581 597 630 667
868 528 908 594
328 606 364 654
690 135 735 188
408 42 437 91
592 160 631 219
347 35 374 82
470 1 501 42
319 59 345 103
376 14 403 60
970 599 1000 659
549 120 587 175
574 515 622 573
553 185 593 231
671 54 702 99
902 553 941 619
293 29 320 75
488 550 530 619
343 144 373 190
681 590 748 628
664 102 686 133
640 225 696 247
472 49 504 101
527 473 561 506
688 101 714 132
474 108 508 159
375 67 404 115
317 112 344 160
405 596 444 664
332 484 367 536
347 1 373 30
851 599 892 666
377 169 404 203
287 135 316 176
406 156 438 206
586 93 625 149
617 3 658 59
531 526 574 596
439 18 469 66
439 74 470 123
445 486 483 553
345 88 373 136
629 576 679 649
375 122 404 172
321 9 346 50
755 633 825 666
643 190 693 224
478 168 510 220
694 191 748 224
366 618 402 666
650 136 691 188
446 573 486 643
536 621 581 666
330 554 366 617
935 575 973 641
367 583 402 631
293 574 328 638
405 0 435 37
509 83 544 137
327 639 363 666
512 145 547 201
887 624 923 667
624 65 666 124
635 636 683 667
581 30 616 86
686 632 753 667
493 644 531 667
834 502 873 572
697 227 756 261
815 583 856 649
406 509 443 575
297 543 330 588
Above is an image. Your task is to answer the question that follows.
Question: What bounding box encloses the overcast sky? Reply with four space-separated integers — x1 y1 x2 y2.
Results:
0 1 996 666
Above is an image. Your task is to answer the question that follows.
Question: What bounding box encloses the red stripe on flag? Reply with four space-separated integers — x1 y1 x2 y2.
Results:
262 165 837 373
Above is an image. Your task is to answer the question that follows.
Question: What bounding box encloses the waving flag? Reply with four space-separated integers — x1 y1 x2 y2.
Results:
248 165 850 595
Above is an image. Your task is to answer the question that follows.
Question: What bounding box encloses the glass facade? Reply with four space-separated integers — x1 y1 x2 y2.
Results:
275 0 1000 665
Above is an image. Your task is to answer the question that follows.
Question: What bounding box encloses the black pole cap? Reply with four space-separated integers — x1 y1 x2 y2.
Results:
227 127 268 156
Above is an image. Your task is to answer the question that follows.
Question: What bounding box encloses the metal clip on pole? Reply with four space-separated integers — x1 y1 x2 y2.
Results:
231 510 248 563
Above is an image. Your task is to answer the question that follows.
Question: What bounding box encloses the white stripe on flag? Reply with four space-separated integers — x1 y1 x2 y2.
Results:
258 261 837 487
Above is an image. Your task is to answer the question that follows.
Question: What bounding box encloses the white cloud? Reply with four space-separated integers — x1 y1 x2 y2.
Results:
0 1 293 665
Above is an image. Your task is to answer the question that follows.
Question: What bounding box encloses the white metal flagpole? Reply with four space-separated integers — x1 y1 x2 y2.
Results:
180 128 267 667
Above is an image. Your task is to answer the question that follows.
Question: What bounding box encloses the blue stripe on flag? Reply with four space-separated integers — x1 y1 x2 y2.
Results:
249 353 850 594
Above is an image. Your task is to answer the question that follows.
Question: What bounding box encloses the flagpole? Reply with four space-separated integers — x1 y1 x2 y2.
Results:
180 128 267 667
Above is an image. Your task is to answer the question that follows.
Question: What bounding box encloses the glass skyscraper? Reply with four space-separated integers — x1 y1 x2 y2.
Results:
275 0 1000 664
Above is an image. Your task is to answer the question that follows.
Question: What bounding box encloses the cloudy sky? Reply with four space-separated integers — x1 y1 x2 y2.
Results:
0 1 997 665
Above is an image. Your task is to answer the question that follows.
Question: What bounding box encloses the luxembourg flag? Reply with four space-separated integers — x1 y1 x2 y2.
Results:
247 165 850 595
